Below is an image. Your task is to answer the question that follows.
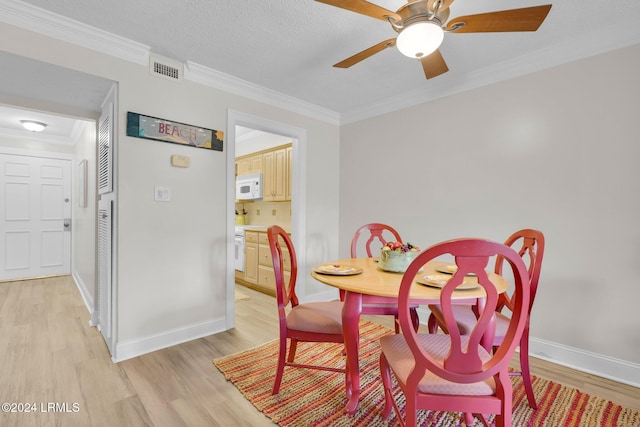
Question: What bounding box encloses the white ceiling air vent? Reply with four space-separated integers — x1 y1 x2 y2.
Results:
149 53 183 81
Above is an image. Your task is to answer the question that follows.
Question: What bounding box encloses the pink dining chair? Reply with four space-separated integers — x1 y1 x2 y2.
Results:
349 223 419 333
379 238 531 427
267 225 347 395
426 229 545 409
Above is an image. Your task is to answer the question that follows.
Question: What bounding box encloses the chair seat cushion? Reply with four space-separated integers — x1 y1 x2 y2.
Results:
380 334 495 396
287 301 343 335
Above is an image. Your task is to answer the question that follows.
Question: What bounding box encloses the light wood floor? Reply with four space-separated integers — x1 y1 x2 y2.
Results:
0 276 638 427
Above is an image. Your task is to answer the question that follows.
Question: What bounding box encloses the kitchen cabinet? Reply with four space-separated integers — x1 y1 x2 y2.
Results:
235 143 292 201
236 153 262 176
243 231 259 285
258 232 291 292
286 145 292 201
262 147 288 201
236 230 290 296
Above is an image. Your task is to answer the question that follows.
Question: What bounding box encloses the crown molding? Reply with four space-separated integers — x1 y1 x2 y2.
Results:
0 0 149 65
341 23 640 124
184 61 340 125
0 0 340 125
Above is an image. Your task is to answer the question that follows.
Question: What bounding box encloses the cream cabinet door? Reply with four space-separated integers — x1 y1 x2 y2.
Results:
236 153 262 176
244 231 259 284
263 148 287 201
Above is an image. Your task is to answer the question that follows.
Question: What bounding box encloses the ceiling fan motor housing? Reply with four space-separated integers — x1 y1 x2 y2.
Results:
392 0 450 32
393 1 448 59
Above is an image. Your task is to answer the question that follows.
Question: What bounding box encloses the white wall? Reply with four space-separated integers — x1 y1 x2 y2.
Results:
72 121 98 311
340 44 640 370
0 135 75 155
114 71 230 345
0 21 342 359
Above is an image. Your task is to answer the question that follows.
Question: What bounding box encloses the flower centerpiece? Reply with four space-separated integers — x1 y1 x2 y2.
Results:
378 241 420 273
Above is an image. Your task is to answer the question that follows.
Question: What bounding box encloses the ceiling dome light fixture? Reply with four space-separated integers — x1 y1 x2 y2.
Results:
396 20 444 59
21 120 47 132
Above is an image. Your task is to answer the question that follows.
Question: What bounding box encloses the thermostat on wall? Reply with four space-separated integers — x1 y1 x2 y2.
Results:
171 154 190 168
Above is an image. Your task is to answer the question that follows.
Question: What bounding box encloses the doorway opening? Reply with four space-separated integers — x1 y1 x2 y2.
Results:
226 111 307 329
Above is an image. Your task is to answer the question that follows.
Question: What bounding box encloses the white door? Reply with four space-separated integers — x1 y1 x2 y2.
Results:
0 153 71 281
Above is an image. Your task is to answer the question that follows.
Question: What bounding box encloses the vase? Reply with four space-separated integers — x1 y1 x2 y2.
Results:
378 249 419 273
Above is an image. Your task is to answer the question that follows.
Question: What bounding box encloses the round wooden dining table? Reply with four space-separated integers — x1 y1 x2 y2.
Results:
311 257 509 415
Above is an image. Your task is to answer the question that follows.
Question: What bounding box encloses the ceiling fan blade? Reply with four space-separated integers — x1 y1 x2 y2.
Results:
315 0 401 22
334 38 396 68
421 49 449 79
446 5 552 33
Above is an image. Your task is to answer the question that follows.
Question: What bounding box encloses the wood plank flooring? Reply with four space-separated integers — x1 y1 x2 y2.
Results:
0 276 637 427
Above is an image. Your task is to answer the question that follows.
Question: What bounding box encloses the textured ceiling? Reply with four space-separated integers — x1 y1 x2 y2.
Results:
1 0 640 135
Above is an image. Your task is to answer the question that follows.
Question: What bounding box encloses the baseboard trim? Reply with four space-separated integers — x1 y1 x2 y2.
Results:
112 317 227 362
416 307 640 389
529 337 640 388
71 270 96 325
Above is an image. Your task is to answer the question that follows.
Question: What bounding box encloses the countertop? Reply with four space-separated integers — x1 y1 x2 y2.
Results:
235 224 291 234
236 225 269 231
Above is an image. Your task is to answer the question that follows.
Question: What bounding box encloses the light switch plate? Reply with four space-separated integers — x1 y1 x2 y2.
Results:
154 186 171 202
171 154 190 168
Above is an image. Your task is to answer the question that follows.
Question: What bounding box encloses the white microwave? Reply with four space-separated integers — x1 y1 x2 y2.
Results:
236 173 263 200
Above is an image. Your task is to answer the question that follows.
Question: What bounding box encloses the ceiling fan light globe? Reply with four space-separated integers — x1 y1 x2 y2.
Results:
396 21 444 59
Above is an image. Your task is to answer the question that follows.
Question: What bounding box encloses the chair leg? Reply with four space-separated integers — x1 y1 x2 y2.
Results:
344 352 352 399
393 314 401 334
427 309 449 334
410 307 420 332
496 370 512 427
379 353 394 419
394 309 420 333
405 394 418 427
427 312 438 333
272 337 287 395
519 328 538 409
464 412 475 426
287 339 298 363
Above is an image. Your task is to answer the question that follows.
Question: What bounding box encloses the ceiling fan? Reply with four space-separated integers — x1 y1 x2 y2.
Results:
316 0 552 79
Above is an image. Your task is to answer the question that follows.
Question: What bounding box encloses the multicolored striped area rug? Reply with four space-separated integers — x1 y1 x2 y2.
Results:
213 321 640 426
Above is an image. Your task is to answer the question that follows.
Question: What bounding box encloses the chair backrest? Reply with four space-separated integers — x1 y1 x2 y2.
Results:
268 226 299 318
398 238 530 381
496 229 545 314
350 223 402 258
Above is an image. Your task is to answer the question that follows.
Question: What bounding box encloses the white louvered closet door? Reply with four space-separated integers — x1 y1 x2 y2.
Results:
98 102 113 195
97 200 113 354
97 100 114 355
